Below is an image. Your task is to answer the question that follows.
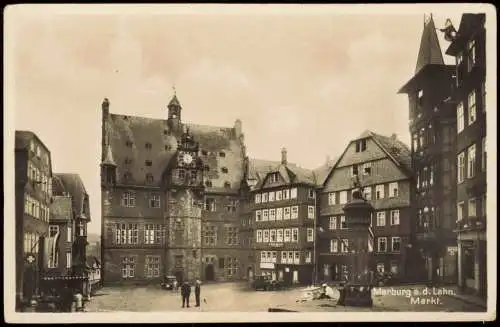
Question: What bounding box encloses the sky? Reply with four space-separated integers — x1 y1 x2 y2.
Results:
7 5 467 236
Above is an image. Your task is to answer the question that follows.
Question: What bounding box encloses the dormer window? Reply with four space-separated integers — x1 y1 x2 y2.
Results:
124 157 132 165
146 173 154 184
145 143 152 150
219 152 226 157
145 160 152 167
221 167 228 174
355 139 367 153
126 141 133 148
224 181 231 189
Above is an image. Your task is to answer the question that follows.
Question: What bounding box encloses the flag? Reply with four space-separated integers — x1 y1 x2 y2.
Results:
439 18 457 42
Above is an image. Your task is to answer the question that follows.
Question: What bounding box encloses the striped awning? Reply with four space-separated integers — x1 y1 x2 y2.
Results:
42 276 88 280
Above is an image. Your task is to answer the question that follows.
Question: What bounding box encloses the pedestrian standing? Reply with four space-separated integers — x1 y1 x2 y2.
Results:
181 281 191 308
173 279 178 293
194 280 201 307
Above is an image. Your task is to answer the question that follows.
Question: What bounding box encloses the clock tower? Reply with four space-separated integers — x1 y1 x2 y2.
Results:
165 127 204 282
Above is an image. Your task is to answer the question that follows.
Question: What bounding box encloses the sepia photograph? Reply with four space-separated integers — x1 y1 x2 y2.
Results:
3 3 496 323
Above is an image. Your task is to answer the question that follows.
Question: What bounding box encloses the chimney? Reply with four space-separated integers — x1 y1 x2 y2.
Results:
281 147 287 165
102 98 110 119
391 133 397 140
234 119 242 138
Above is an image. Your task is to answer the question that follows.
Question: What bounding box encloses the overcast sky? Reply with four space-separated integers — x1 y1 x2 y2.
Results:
7 5 469 235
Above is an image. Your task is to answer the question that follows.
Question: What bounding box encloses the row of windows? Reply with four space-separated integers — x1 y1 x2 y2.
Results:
457 194 487 221
202 225 240 246
121 256 161 278
260 251 310 264
24 232 40 254
254 188 299 204
204 198 238 212
27 161 52 195
351 162 372 177
327 182 399 204
416 165 435 190
121 192 160 208
329 236 401 253
255 228 300 243
416 206 438 230
327 210 400 230
255 205 315 222
48 250 72 269
412 124 436 152
114 224 163 245
457 138 486 183
457 86 486 134
24 194 50 222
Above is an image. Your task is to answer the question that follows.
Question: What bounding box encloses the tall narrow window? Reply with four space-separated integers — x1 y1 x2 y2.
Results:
457 152 466 183
468 91 477 125
468 198 477 218
329 216 337 230
339 191 347 204
328 193 336 205
457 102 464 133
457 202 465 221
376 212 386 226
468 144 476 178
389 182 399 198
375 185 385 199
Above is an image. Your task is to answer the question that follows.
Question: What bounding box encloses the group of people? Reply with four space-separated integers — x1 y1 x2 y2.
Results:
173 279 202 308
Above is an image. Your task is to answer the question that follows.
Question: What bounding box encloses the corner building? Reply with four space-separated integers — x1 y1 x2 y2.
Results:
15 131 53 307
100 95 246 284
445 14 487 297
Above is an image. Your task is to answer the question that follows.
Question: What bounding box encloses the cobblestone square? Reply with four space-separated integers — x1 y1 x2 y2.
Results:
84 283 486 312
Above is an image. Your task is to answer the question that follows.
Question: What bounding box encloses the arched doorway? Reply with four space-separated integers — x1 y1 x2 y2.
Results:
247 267 254 281
205 264 215 281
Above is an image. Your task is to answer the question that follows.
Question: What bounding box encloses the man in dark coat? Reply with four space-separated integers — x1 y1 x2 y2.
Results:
194 280 201 307
181 281 191 308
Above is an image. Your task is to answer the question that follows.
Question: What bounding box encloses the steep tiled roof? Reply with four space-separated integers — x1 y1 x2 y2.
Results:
415 15 445 74
104 98 245 193
52 173 90 220
50 196 73 220
248 157 334 189
370 132 412 175
313 157 338 187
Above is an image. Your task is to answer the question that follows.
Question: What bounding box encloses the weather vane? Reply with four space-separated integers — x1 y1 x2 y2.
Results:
172 85 176 96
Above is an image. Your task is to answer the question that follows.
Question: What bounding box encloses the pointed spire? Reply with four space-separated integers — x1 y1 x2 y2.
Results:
415 14 444 73
168 85 181 108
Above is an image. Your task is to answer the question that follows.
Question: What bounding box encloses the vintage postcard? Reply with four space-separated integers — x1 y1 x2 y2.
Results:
3 3 496 323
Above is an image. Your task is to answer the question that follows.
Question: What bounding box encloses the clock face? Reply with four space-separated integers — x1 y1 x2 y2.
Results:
183 153 193 165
